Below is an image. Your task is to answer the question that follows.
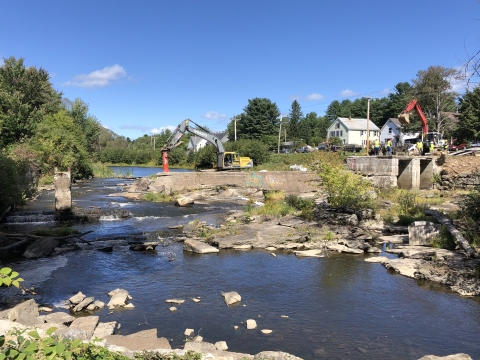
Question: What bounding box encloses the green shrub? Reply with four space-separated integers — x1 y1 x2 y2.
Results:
456 190 480 247
134 350 201 360
193 145 217 169
225 139 270 165
143 192 174 202
430 225 456 250
0 268 24 288
317 163 376 210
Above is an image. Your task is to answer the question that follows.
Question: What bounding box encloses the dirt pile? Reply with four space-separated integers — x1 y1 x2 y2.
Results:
440 155 480 175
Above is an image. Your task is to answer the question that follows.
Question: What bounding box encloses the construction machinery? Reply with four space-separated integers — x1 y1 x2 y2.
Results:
398 99 444 152
161 119 253 172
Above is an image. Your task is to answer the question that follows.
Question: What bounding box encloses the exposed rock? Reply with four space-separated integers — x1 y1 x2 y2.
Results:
23 238 59 259
0 319 27 336
104 329 171 351
169 307 177 312
418 354 472 360
215 341 228 351
338 239 370 251
222 291 241 305
107 288 129 308
175 196 194 207
384 258 425 278
73 296 94 312
69 291 86 305
93 300 105 309
92 321 117 339
165 299 185 304
294 249 324 258
184 328 194 336
129 241 159 251
409 221 440 246
365 256 388 263
183 239 219 254
124 303 135 309
254 351 303 360
184 341 216 352
233 244 252 250
325 243 363 254
38 306 53 313
261 329 273 334
377 235 408 244
42 312 75 326
0 299 39 322
246 319 257 329
66 316 99 340
193 335 203 342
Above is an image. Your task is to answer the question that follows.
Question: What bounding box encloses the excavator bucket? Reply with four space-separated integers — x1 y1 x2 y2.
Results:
397 113 410 125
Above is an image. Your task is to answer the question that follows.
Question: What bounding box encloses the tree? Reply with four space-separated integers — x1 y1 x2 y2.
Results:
288 100 303 140
455 87 480 142
0 57 62 147
236 98 280 140
413 66 459 134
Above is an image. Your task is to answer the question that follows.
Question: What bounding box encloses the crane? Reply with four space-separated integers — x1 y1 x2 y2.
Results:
161 119 253 172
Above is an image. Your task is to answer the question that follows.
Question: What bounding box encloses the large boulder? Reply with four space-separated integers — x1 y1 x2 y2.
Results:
65 316 99 340
23 238 59 259
254 351 303 360
104 329 171 351
408 221 440 246
175 196 194 207
222 291 241 305
183 239 219 254
0 299 39 322
107 288 130 308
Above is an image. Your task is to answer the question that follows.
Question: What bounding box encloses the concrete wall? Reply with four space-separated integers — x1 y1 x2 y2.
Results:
397 158 420 190
54 168 71 211
152 171 319 193
420 159 434 190
346 157 398 176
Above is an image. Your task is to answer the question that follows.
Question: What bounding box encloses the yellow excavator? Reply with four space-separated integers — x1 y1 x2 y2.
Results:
161 119 253 171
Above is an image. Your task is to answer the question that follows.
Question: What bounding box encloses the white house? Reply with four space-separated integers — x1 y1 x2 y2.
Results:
380 117 419 146
326 117 380 147
186 132 228 152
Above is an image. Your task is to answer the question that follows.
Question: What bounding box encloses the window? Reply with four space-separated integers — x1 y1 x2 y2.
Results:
360 131 364 136
340 131 343 136
330 131 334 137
388 127 392 134
335 123 340 129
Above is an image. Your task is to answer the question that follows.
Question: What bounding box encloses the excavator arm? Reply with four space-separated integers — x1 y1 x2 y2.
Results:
398 99 429 137
162 119 225 168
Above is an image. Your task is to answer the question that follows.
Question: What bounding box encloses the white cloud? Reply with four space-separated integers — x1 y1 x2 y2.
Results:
306 93 324 101
202 111 226 119
151 126 176 134
63 64 126 88
339 89 358 97
380 88 390 95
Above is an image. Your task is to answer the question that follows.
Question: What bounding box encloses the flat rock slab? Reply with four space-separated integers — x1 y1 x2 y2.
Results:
326 243 363 254
41 312 76 326
69 292 86 305
222 291 241 305
67 316 99 340
73 296 94 312
0 319 27 336
108 288 129 307
254 351 303 360
165 299 185 304
419 354 472 360
105 334 171 351
183 239 219 254
377 235 408 244
0 299 39 321
294 250 324 258
246 319 257 329
384 258 425 278
184 341 216 352
365 256 389 264
92 321 117 339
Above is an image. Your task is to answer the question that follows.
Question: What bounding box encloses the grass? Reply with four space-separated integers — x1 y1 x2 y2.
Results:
31 226 80 237
143 192 175 202
38 175 54 186
252 151 346 171
92 163 115 178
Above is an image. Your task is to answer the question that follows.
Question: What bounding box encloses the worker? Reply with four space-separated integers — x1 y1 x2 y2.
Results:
416 139 423 155
386 138 392 155
444 139 448 151
374 138 380 156
429 141 435 154
433 136 437 145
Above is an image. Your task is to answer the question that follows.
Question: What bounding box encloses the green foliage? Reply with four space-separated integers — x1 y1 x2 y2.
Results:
143 192 174 202
0 153 31 213
0 327 128 360
235 98 280 140
225 139 270 165
193 145 217 169
167 146 187 166
38 175 54 186
455 86 480 142
430 225 456 250
456 190 480 247
0 56 62 147
133 350 201 360
285 194 315 219
327 136 343 146
288 100 303 140
0 267 24 288
317 163 376 210
31 227 79 237
91 163 115 178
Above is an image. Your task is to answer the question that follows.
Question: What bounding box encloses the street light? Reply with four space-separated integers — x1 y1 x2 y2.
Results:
277 114 286 153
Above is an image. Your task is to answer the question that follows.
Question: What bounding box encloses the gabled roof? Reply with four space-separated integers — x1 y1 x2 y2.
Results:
388 118 402 127
336 117 380 131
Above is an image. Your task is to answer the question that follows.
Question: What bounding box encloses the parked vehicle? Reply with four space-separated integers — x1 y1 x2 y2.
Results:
449 143 467 151
280 148 291 154
343 144 362 153
317 144 327 151
296 146 312 153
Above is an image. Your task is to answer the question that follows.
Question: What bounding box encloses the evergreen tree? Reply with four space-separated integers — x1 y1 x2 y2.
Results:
288 100 303 140
236 98 280 140
455 87 480 142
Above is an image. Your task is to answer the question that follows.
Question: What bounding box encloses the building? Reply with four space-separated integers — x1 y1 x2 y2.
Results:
326 117 380 147
186 132 229 152
380 118 402 146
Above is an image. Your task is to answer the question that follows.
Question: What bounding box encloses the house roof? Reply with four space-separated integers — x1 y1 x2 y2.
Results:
389 118 402 127
336 117 380 131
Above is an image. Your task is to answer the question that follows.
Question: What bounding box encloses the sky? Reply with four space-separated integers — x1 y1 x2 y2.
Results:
1 0 479 140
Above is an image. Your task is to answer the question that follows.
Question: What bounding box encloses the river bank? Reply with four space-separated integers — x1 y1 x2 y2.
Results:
1 170 480 359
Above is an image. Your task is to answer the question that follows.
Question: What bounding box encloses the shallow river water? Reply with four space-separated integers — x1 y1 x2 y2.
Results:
2 167 480 359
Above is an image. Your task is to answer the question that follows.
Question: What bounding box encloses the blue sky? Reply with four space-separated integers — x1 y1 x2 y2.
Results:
1 0 479 140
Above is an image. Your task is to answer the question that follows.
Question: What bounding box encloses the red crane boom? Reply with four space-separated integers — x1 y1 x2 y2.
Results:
398 99 428 139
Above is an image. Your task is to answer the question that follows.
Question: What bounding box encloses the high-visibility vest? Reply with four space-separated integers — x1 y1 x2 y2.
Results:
417 142 423 149
374 140 379 146
386 139 391 147
429 143 434 151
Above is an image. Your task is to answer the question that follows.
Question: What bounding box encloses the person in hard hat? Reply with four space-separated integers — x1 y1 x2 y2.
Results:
416 139 423 155
444 139 448 151
386 138 392 155
374 138 380 156
429 141 435 154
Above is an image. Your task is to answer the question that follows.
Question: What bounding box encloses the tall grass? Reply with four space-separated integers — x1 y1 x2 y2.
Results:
92 163 115 178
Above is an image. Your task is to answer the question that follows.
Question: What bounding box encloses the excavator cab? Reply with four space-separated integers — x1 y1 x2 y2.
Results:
222 152 253 170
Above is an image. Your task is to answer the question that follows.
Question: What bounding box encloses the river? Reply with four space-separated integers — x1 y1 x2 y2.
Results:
1 167 480 359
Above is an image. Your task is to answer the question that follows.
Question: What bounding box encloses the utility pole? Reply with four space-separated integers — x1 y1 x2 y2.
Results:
153 137 155 150
234 117 237 141
366 97 370 156
277 115 283 153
